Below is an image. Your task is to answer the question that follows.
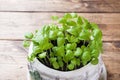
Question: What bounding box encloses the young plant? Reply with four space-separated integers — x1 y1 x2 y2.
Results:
23 13 102 71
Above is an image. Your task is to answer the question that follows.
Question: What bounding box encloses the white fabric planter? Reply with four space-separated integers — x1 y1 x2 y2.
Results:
28 43 107 80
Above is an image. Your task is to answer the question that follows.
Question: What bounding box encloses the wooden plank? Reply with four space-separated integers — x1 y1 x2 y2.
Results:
0 41 120 80
0 40 27 64
0 0 120 12
0 64 27 80
102 42 120 80
0 12 120 41
0 41 27 80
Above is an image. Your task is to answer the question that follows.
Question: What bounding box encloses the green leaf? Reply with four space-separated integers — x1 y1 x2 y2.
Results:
71 58 77 65
67 20 76 26
25 32 33 39
58 60 64 67
43 43 53 50
49 57 57 63
49 30 57 40
90 23 99 29
58 18 66 24
93 29 102 41
79 30 90 40
66 43 76 50
67 63 74 70
52 47 57 53
23 40 30 48
70 13 78 18
38 52 46 59
76 58 81 66
32 46 42 54
51 16 59 20
53 61 60 69
82 60 87 66
65 50 74 61
57 37 65 46
57 31 64 37
56 46 65 57
81 51 91 61
66 28 78 36
27 53 36 61
91 50 99 58
77 16 83 25
91 58 98 65
63 13 72 19
50 52 54 57
71 43 77 50
66 43 72 50
74 48 82 57
41 25 50 35
67 35 78 43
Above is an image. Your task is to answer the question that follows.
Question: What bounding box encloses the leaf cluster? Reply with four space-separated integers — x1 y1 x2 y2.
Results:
23 13 103 71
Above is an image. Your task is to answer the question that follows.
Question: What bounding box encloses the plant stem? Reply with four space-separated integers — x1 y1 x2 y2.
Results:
44 57 49 66
65 62 68 71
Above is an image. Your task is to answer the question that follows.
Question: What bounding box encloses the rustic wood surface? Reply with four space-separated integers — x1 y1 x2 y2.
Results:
0 0 120 80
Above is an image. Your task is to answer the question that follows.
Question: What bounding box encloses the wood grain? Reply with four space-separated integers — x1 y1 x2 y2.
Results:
0 41 27 64
0 12 120 41
0 64 27 80
0 41 27 80
0 40 120 80
0 0 120 13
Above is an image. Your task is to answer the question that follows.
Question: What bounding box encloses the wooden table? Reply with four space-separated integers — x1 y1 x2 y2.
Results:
0 0 120 80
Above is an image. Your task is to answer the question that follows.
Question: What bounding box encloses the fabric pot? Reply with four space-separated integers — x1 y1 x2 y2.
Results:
28 44 107 80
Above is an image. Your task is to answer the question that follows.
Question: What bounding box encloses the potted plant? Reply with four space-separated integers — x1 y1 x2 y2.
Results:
23 13 107 80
